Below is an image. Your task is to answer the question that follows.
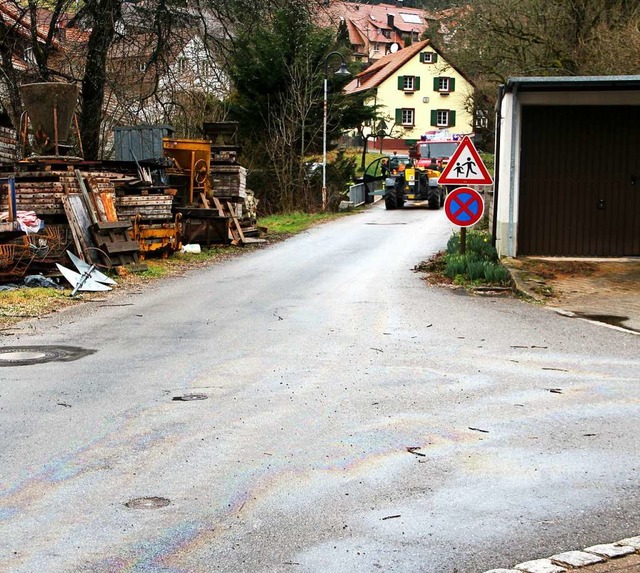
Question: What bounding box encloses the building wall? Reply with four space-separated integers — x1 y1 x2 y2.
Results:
375 48 474 143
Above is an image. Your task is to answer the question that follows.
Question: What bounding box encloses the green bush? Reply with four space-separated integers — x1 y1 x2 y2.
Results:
444 255 468 279
466 232 498 262
443 229 511 286
466 260 486 281
483 262 512 285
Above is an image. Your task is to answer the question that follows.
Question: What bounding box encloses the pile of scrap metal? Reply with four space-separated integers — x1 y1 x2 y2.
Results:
0 82 258 284
162 121 259 247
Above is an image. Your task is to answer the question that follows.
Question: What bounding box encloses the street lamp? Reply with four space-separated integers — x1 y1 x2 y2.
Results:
322 51 350 211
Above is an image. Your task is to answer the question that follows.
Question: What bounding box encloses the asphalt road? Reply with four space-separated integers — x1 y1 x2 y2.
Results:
1 202 639 573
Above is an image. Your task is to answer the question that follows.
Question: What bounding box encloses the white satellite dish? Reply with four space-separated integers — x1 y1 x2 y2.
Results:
389 43 400 53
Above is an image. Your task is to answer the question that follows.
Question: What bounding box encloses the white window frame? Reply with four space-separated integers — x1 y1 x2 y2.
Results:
401 108 415 127
436 110 450 127
403 76 415 92
423 52 435 63
177 58 189 73
24 47 36 65
438 77 451 93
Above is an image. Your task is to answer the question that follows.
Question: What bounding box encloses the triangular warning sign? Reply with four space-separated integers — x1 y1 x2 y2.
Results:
437 136 493 185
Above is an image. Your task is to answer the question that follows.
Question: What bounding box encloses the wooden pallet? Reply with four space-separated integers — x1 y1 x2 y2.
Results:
204 194 245 246
74 170 145 270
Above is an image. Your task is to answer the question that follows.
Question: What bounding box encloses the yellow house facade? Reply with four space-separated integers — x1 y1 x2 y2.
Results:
343 40 475 149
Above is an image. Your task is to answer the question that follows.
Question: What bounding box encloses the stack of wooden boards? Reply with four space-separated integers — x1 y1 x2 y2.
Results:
0 127 17 166
62 170 144 269
112 174 178 258
1 130 259 274
1 163 179 268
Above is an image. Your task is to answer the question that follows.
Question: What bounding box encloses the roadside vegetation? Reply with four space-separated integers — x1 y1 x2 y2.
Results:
259 210 353 236
416 228 512 290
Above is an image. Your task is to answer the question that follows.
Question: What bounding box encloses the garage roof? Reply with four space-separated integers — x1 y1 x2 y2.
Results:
504 75 640 92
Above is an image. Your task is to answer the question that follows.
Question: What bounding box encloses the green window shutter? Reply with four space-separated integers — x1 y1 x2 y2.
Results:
398 76 404 90
430 110 438 126
419 53 425 63
433 77 439 91
414 76 420 90
433 53 439 63
450 77 456 92
396 108 403 124
449 110 456 126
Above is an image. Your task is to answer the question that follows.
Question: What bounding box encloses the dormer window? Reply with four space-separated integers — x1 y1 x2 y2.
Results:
420 52 438 64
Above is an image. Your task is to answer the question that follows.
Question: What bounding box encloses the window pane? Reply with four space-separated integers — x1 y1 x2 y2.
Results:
403 76 414 91
436 110 449 126
402 109 414 125
438 78 450 92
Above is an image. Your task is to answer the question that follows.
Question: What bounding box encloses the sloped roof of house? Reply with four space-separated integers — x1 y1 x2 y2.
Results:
343 39 429 95
343 39 477 95
0 3 70 71
0 3 48 44
320 1 431 31
318 1 431 53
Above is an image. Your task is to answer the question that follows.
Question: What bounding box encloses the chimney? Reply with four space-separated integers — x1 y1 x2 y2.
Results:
387 13 394 28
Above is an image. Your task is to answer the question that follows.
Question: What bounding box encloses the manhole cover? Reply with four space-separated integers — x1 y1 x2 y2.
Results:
125 497 171 509
172 394 208 401
0 345 96 367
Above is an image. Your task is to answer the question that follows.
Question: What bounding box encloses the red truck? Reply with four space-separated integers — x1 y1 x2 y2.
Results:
410 130 474 171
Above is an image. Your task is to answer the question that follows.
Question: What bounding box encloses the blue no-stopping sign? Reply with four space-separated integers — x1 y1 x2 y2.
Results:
444 187 484 227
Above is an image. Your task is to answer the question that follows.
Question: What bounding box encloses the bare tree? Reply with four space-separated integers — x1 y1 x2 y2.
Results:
445 0 640 146
451 0 640 81
0 0 73 128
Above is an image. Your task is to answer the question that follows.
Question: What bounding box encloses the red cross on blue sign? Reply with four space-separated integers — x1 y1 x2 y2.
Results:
444 186 484 227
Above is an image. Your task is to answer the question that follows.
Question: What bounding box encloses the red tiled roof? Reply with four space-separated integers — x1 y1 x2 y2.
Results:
317 1 431 54
343 39 429 95
0 2 62 49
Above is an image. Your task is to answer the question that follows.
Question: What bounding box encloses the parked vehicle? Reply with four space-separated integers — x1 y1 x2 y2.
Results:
384 163 447 210
410 129 474 171
385 153 412 176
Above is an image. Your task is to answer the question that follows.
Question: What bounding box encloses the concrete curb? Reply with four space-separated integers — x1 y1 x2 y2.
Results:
483 536 640 573
500 258 547 304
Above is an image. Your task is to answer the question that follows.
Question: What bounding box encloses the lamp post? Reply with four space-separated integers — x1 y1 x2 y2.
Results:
322 51 350 211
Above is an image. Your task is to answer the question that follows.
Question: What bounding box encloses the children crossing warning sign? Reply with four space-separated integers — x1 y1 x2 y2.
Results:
437 136 493 186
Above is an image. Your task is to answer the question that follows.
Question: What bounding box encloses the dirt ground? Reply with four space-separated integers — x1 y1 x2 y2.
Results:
506 257 640 333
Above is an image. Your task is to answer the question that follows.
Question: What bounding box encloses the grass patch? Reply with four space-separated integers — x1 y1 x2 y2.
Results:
0 287 77 329
259 211 352 235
